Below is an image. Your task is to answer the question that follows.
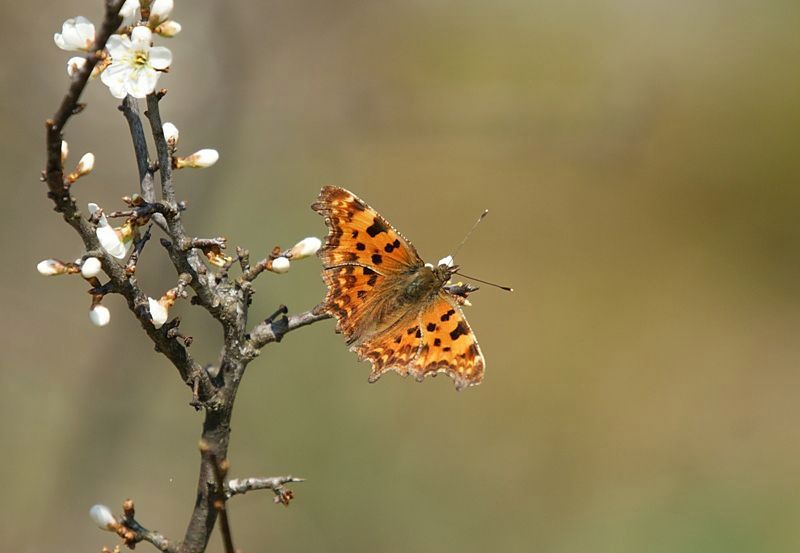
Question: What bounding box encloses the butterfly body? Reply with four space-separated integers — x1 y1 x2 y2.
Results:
312 186 485 390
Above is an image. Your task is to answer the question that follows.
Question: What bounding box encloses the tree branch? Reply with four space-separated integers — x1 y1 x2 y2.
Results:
247 308 331 352
226 475 305 504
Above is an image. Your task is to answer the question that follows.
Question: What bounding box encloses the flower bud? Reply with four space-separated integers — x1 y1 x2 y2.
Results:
155 20 182 37
290 237 322 260
81 257 102 278
61 140 69 163
89 504 117 531
175 149 219 169
37 259 68 276
89 305 111 327
162 122 179 146
76 152 95 176
149 0 174 25
54 16 96 52
271 256 291 274
66 56 87 77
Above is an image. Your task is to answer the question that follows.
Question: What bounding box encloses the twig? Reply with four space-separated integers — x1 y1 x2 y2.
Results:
226 476 305 505
247 308 331 352
116 499 179 553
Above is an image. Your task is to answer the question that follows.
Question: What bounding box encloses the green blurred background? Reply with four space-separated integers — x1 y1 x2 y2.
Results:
3 0 800 551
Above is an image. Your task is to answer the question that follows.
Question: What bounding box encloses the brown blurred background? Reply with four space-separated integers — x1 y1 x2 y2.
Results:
3 0 800 551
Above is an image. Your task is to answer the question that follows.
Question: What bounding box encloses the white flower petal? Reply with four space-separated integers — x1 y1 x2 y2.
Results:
101 62 131 98
89 305 111 327
119 0 141 27
96 225 127 258
125 66 159 98
105 34 131 61
148 46 172 70
148 297 169 328
149 0 174 25
437 255 454 267
74 16 95 47
130 25 153 47
55 16 95 51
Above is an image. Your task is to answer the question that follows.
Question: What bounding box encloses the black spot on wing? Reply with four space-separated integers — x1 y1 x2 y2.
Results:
356 242 366 251
357 290 367 299
371 254 383 264
426 322 436 332
366 217 388 237
433 338 441 347
440 309 456 322
449 321 469 341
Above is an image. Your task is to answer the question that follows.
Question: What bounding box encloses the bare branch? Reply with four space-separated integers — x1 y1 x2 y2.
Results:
115 499 179 553
226 476 305 504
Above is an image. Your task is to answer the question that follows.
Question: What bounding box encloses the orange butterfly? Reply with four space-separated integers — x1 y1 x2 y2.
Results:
312 186 485 390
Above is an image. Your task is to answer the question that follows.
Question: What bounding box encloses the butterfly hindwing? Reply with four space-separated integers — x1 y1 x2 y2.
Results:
411 293 485 390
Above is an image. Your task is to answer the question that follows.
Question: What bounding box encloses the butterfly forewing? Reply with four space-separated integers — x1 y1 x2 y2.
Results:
312 186 423 273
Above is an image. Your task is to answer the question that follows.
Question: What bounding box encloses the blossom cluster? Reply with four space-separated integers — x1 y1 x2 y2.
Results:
44 3 323 338
54 0 179 99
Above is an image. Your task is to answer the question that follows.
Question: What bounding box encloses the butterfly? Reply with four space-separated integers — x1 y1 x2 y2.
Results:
312 186 485 390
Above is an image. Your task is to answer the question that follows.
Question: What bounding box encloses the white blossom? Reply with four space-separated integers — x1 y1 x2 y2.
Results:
37 259 68 276
101 26 172 99
290 237 322 259
89 504 117 530
162 122 179 145
148 297 169 329
437 255 454 267
149 0 174 25
89 305 111 327
81 257 102 278
176 149 219 169
155 20 182 37
54 16 95 52
271 256 291 273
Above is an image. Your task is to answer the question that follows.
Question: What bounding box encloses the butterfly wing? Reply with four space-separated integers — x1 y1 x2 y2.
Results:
313 186 424 343
353 292 485 390
312 186 423 272
411 292 485 390
313 186 485 390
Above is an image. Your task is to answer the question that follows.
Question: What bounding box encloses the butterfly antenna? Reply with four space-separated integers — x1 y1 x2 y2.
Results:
451 209 489 260
453 271 513 292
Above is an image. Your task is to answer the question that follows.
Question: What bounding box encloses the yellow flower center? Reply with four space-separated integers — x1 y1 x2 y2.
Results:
133 50 148 67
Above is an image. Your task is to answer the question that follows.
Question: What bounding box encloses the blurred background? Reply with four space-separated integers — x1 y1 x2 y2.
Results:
2 0 800 551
